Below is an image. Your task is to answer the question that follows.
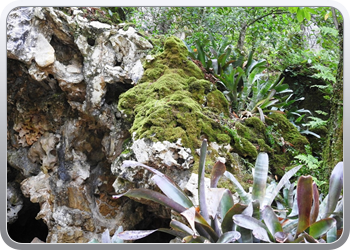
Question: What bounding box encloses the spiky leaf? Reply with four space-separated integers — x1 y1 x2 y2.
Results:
122 160 193 208
264 165 302 207
252 152 269 205
224 171 251 204
112 188 186 214
198 139 209 222
325 162 343 217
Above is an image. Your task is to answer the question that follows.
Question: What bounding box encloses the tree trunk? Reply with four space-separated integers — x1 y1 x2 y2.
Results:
321 21 343 182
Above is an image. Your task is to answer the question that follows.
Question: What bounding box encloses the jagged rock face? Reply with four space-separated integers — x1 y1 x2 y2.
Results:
7 7 153 243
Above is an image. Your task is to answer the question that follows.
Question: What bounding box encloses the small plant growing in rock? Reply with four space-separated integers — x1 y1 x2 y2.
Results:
112 140 343 243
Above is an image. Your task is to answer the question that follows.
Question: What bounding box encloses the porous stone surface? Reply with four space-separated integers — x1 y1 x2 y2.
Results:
7 7 152 243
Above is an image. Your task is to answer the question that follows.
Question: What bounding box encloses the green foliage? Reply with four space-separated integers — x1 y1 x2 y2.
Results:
293 145 325 187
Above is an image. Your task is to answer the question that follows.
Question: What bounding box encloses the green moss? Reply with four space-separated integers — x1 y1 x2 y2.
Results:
206 90 230 117
267 113 309 151
257 139 273 153
216 134 231 144
233 137 258 158
118 36 229 151
244 117 266 137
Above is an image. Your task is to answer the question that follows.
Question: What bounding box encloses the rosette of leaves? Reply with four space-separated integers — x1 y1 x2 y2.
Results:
112 139 244 243
230 162 343 243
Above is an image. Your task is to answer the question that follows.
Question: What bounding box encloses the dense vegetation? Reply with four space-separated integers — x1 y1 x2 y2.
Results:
89 7 343 243
105 6 343 189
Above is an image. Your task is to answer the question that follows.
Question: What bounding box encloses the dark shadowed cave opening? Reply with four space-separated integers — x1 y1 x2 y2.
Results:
7 197 48 243
133 209 176 243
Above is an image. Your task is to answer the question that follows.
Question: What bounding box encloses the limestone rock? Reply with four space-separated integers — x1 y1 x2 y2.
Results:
112 137 194 194
7 7 152 243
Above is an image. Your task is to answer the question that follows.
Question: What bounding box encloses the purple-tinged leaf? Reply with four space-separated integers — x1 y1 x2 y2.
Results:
233 213 271 242
181 206 197 235
296 176 313 237
308 218 336 239
210 160 226 188
170 220 194 236
232 214 268 233
221 203 248 233
122 160 193 208
152 175 193 208
111 226 124 243
217 231 241 243
112 188 186 214
326 162 343 217
181 206 219 242
117 230 157 240
275 232 290 243
252 152 269 205
262 205 283 238
198 139 209 222
101 229 111 243
310 182 319 224
252 227 271 242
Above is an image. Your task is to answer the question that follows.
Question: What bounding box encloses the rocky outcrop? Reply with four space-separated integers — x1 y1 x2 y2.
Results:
7 7 153 243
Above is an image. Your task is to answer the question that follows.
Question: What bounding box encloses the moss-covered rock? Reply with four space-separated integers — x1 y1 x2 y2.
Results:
266 112 310 177
118 36 230 151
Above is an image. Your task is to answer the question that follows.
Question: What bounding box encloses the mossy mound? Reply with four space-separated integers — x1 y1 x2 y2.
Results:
266 112 310 176
117 36 311 185
118 36 230 151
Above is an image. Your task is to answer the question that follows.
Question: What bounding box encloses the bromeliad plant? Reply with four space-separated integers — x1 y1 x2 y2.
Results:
112 139 244 243
110 139 342 243
232 161 343 243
